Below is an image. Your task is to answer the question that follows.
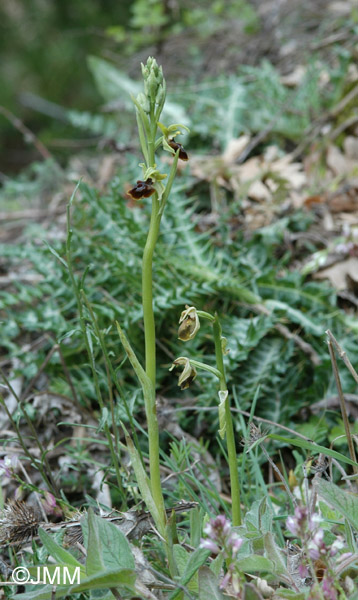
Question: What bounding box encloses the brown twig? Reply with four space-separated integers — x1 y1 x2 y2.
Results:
240 302 321 365
328 115 358 142
0 208 64 222
20 345 58 402
275 322 321 365
310 31 352 50
0 105 52 161
54 341 81 409
291 82 358 160
259 442 297 507
0 390 55 495
0 367 59 495
327 336 358 474
166 405 314 442
326 330 358 386
0 274 44 286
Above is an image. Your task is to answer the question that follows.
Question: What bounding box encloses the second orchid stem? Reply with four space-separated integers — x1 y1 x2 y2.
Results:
212 314 242 526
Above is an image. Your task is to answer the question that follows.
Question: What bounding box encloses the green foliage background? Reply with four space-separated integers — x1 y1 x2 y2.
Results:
0 0 257 170
1 0 358 509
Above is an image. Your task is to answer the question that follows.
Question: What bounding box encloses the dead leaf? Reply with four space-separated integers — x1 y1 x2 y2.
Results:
328 184 358 213
314 256 358 290
326 141 358 178
281 65 306 87
221 135 251 164
328 1 354 16
344 136 358 160
247 180 272 202
304 194 327 209
326 145 349 176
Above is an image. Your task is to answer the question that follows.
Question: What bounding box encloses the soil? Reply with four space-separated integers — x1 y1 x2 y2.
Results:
126 0 355 81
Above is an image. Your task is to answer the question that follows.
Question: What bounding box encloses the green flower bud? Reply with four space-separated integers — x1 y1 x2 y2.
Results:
147 70 159 103
137 92 150 114
169 357 197 390
178 306 200 341
156 83 165 107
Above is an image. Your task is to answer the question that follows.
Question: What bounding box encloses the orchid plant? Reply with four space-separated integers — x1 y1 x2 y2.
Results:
116 58 189 549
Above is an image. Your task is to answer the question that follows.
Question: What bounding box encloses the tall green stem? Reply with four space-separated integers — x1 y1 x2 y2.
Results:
141 203 166 525
141 125 166 529
142 196 160 386
132 57 182 559
212 315 242 526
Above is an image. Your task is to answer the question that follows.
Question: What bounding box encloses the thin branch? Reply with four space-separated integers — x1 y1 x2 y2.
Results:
326 329 358 386
0 208 64 222
259 443 297 507
240 302 321 365
20 345 58 402
0 105 52 160
165 405 314 442
327 338 358 474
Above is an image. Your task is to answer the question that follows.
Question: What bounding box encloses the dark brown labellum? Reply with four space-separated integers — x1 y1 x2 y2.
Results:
127 178 155 200
168 139 189 161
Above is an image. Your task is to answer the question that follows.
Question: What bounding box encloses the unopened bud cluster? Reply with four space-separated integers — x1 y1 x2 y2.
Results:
138 57 165 114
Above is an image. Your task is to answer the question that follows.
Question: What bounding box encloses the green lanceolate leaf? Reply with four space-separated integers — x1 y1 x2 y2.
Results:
170 546 211 600
88 514 134 571
263 532 289 576
85 509 105 575
69 569 136 594
12 586 71 600
268 434 358 467
125 434 163 534
190 507 202 548
38 528 82 567
173 544 198 592
43 241 68 270
88 56 140 106
273 590 306 600
235 555 274 573
317 479 358 531
116 321 154 404
198 567 225 600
